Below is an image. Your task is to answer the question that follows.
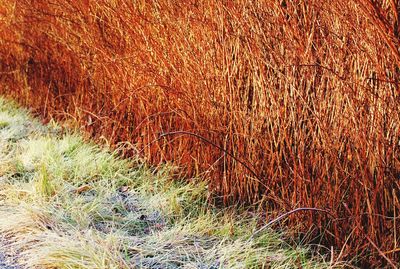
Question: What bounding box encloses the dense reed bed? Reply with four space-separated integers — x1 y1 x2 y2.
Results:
0 0 399 266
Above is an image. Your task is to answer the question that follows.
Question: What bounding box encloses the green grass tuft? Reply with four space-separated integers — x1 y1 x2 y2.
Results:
0 97 348 268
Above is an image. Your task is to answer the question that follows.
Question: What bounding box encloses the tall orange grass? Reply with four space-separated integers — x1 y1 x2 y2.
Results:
0 0 399 266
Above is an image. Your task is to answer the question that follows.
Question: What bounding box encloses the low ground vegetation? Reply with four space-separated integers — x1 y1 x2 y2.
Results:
0 98 345 268
0 1 399 266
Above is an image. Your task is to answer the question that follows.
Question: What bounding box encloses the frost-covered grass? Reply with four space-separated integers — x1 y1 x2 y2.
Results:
0 98 347 268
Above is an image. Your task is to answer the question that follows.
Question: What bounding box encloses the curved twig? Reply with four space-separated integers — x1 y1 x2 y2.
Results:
249 207 331 241
159 131 259 180
145 130 290 207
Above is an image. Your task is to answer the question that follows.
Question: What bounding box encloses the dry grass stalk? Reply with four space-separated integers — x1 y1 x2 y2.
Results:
0 0 399 266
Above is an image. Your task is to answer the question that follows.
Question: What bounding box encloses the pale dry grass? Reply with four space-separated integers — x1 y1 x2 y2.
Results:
0 98 344 268
0 0 399 266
